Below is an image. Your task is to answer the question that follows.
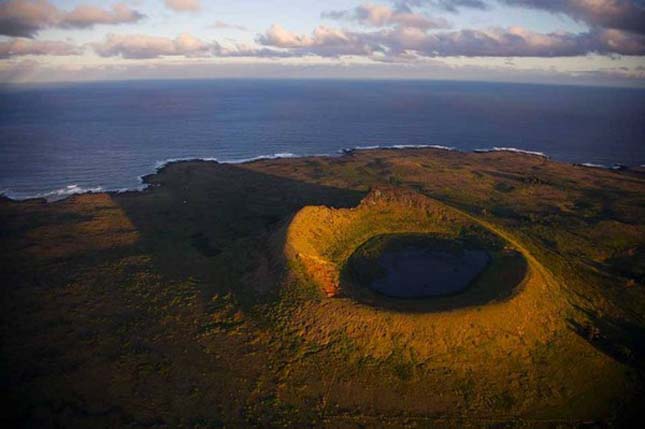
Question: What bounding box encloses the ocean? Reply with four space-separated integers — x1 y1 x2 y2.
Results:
1 79 644 200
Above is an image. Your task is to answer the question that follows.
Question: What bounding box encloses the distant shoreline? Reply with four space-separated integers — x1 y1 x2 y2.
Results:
4 77 645 91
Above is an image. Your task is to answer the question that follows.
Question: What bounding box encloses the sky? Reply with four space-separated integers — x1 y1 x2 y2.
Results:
0 0 644 86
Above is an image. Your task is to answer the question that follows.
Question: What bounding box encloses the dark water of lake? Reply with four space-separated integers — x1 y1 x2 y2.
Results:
370 246 490 298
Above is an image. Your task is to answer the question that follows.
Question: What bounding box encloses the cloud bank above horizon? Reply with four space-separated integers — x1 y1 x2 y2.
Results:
0 0 644 85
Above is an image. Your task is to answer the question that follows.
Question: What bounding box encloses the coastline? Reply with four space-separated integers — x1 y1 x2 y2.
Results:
1 144 641 203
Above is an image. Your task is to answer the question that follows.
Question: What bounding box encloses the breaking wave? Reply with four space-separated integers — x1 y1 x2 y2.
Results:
1 184 105 202
223 152 299 164
346 144 456 152
473 147 548 158
576 162 626 171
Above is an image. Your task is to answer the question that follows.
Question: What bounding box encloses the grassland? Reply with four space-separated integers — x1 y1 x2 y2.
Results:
1 148 644 427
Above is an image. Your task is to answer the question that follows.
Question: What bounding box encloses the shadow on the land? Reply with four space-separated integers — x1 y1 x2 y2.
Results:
111 160 365 308
567 305 645 371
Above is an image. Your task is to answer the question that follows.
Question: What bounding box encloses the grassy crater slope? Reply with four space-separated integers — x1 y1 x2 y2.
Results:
1 149 644 428
278 187 608 420
285 188 526 307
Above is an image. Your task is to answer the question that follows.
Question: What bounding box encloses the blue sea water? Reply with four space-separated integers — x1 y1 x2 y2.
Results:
1 79 644 200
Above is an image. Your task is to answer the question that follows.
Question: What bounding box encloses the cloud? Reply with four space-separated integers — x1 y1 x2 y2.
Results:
211 21 249 31
258 23 645 58
393 26 592 57
0 0 58 37
395 1 645 33
92 33 213 59
164 0 201 12
14 23 639 62
318 1 643 58
382 26 645 57
258 24 320 48
394 0 489 13
60 3 144 29
86 33 278 59
257 24 374 56
596 28 645 54
90 31 291 59
586 64 645 79
213 43 295 58
499 0 645 35
380 26 582 58
0 38 81 58
323 3 451 29
0 0 145 37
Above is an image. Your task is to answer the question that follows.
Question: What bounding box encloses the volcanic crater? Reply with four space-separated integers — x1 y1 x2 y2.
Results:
284 188 528 311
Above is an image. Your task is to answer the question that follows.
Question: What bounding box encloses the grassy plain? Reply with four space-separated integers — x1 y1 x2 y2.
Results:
1 148 644 427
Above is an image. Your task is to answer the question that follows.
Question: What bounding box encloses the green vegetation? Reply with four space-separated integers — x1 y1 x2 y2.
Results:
1 149 643 427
